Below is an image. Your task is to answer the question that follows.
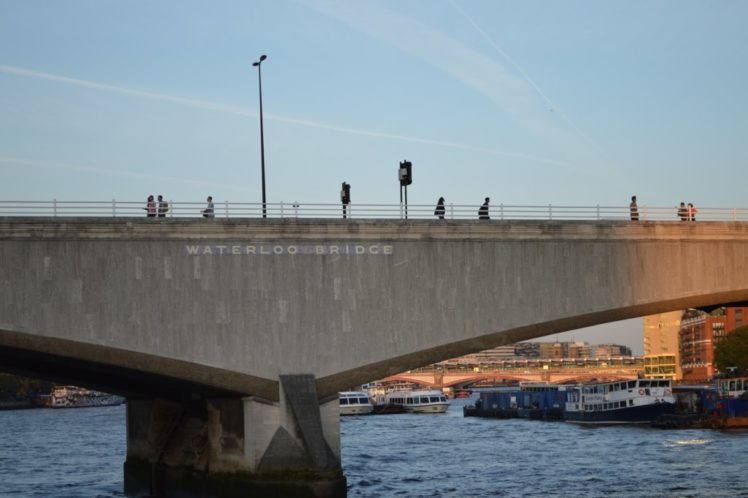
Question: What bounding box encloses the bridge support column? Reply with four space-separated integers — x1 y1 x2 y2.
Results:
124 375 346 497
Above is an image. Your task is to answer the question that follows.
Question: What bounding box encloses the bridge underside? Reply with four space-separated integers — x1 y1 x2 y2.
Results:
0 328 275 400
3 290 748 402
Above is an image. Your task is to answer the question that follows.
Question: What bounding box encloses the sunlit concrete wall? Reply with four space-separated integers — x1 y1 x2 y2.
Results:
2 218 748 399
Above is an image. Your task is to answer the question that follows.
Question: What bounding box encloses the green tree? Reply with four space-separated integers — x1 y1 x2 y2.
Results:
714 325 748 375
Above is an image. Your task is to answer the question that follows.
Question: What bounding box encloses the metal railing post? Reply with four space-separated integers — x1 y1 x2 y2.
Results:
280 201 285 219
53 199 57 217
449 203 454 220
225 200 229 219
500 203 504 220
596 204 600 220
112 199 116 217
548 204 552 220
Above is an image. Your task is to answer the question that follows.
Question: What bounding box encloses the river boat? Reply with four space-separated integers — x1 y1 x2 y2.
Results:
564 378 674 424
50 386 125 409
712 376 748 428
339 391 374 416
463 383 569 420
384 389 449 413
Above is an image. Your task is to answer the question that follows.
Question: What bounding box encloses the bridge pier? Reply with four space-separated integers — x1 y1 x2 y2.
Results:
124 375 346 497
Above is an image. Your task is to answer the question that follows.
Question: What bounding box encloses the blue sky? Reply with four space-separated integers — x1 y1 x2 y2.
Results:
2 0 747 353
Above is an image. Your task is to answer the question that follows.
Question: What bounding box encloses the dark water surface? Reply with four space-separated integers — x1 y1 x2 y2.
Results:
2 400 748 497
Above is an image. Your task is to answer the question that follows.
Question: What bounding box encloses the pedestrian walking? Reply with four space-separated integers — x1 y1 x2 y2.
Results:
434 197 446 220
157 195 169 218
688 202 697 221
678 202 688 221
202 196 214 218
478 197 490 220
145 195 156 218
629 195 639 221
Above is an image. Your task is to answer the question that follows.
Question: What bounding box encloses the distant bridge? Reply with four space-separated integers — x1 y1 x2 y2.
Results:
384 365 644 388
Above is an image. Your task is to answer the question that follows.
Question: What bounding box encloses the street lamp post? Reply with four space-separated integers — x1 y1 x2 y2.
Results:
252 54 268 218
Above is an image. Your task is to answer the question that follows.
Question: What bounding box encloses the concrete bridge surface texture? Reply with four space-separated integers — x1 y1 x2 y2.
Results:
2 217 748 497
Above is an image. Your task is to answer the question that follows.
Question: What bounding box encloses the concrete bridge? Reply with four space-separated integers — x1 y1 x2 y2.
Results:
2 217 748 497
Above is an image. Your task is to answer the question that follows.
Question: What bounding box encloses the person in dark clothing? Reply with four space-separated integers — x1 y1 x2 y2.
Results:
202 196 214 218
678 202 687 221
479 197 490 220
157 195 169 218
630 195 639 221
434 197 445 219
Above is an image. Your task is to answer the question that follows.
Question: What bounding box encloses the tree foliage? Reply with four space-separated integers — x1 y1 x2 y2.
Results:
714 325 748 375
0 374 53 400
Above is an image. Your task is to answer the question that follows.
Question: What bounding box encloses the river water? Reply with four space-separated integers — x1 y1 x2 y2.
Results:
2 399 748 497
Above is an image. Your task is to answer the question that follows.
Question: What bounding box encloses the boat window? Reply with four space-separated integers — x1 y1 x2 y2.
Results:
730 381 736 391
628 381 636 389
340 398 349 405
358 397 369 404
629 399 634 406
640 381 649 388
738 380 743 391
420 397 430 403
440 396 447 402
429 396 440 403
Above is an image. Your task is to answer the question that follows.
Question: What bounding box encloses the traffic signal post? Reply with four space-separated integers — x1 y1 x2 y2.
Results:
399 160 412 220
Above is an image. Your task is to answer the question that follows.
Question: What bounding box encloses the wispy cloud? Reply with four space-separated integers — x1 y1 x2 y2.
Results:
0 64 572 169
0 155 253 192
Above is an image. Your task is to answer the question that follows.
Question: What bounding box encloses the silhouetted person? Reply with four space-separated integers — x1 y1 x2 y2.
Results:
434 197 445 219
157 195 168 218
678 202 687 221
145 195 156 218
341 182 351 219
202 196 214 218
688 202 697 221
479 197 490 220
630 195 639 221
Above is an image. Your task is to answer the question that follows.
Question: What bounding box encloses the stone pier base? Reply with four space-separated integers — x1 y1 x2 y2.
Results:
124 375 346 497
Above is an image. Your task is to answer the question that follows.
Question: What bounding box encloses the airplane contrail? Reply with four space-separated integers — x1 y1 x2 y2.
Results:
0 64 573 168
447 0 599 149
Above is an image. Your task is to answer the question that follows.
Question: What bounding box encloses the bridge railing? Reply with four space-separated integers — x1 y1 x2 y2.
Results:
1 200 747 221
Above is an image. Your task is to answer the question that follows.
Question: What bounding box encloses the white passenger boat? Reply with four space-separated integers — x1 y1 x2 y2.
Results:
384 389 449 413
338 391 374 416
564 378 675 424
50 386 125 408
